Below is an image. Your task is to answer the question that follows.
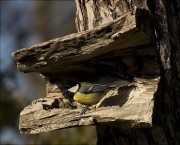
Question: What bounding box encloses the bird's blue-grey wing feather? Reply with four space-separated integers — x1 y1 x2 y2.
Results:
88 84 109 93
78 82 132 94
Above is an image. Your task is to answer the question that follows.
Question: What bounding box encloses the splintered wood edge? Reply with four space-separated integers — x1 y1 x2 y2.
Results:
19 77 159 134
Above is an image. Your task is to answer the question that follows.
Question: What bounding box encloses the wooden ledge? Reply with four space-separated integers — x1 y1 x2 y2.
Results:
12 11 155 74
19 77 159 134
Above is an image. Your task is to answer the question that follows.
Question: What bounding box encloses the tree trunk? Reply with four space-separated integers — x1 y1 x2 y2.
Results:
75 0 180 144
11 0 180 144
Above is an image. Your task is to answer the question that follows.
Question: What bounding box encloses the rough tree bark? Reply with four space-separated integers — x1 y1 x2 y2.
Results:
75 0 180 144
11 0 180 144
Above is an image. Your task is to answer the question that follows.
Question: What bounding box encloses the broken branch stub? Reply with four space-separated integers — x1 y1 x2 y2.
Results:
12 11 160 134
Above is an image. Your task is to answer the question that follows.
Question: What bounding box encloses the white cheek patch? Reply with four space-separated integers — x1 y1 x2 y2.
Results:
68 84 79 93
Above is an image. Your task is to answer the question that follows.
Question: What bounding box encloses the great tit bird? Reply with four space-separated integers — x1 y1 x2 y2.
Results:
66 82 130 115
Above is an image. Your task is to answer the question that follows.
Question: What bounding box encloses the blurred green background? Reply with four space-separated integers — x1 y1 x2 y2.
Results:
0 1 96 144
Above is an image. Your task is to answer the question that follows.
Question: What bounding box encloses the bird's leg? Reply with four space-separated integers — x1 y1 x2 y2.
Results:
80 105 90 115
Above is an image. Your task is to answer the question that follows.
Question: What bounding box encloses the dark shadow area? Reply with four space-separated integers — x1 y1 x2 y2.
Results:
98 86 134 107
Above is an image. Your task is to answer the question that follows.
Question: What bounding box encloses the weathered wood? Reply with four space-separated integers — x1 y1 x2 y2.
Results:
12 7 160 136
19 77 159 134
10 0 180 144
12 12 155 74
75 0 137 32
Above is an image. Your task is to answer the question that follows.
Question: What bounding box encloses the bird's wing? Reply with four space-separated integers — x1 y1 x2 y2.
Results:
79 82 132 94
89 83 132 93
87 84 109 93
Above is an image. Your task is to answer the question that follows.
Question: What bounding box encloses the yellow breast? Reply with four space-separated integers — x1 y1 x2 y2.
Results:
73 92 105 105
